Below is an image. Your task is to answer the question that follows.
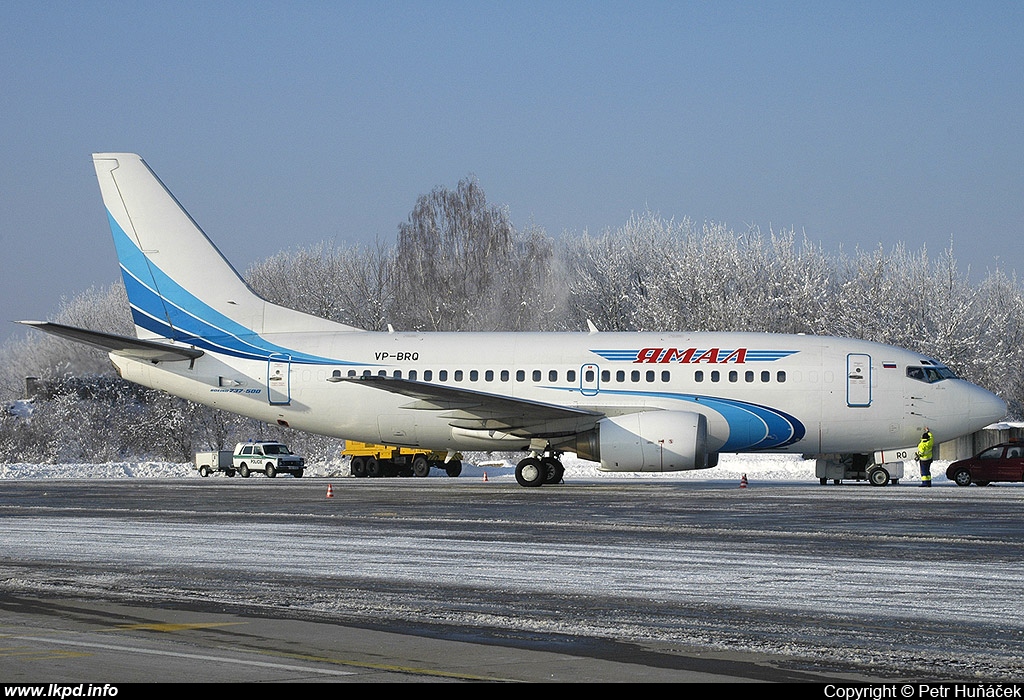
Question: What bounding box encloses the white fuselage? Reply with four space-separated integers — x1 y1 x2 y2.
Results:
110 329 1004 465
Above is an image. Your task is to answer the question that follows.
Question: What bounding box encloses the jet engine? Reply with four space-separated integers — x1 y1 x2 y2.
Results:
573 410 717 472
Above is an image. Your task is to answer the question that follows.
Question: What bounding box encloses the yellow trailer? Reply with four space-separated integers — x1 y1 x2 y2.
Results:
342 441 462 478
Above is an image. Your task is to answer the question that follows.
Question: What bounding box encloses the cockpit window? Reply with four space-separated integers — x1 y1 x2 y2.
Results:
906 365 957 384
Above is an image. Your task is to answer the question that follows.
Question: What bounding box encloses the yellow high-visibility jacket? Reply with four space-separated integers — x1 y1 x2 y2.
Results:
917 432 934 461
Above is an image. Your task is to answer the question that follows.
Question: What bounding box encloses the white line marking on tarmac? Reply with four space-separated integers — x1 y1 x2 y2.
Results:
8 635 356 677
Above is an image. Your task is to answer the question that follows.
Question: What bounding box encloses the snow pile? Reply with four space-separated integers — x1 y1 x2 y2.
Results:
0 453 939 483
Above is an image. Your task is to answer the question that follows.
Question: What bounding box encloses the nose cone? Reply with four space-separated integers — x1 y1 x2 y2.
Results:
968 384 1007 430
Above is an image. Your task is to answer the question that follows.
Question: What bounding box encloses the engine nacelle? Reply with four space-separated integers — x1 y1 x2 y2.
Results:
574 410 716 472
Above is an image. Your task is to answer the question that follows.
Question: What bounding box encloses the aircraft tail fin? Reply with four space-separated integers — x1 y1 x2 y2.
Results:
92 153 360 345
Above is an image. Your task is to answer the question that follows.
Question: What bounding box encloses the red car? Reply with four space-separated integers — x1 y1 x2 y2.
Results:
946 442 1024 486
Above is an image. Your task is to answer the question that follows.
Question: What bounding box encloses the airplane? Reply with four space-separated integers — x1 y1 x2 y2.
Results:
22 153 1007 486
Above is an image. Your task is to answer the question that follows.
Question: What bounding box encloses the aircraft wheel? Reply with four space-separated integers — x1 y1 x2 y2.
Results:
445 460 462 477
869 468 890 486
516 458 546 487
542 457 564 484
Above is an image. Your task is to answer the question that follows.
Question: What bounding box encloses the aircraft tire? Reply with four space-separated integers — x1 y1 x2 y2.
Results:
516 458 546 487
542 458 564 484
868 468 889 486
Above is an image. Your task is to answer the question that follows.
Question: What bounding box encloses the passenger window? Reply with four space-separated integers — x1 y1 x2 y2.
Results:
454 370 463 381
601 370 610 382
777 371 786 383
567 370 576 382
500 370 509 382
439 370 448 381
761 371 770 382
423 370 433 381
469 370 478 381
646 370 655 382
729 371 738 383
711 371 720 382
745 371 754 383
616 370 625 382
549 370 558 382
631 370 640 382
485 370 494 381
516 370 525 382
533 370 542 382
393 370 402 378
409 370 417 380
695 371 704 382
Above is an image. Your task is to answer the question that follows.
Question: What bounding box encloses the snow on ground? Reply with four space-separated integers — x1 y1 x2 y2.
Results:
0 453 944 484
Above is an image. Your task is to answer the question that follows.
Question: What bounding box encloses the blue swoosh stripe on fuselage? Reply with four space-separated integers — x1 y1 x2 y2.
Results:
546 386 805 451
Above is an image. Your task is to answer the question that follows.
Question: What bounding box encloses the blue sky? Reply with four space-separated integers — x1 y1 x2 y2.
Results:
2 1 1022 343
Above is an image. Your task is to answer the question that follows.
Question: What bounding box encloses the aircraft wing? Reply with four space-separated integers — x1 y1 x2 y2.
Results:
337 375 604 438
19 321 204 363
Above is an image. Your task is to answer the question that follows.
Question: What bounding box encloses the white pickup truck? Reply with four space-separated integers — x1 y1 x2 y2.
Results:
194 442 305 478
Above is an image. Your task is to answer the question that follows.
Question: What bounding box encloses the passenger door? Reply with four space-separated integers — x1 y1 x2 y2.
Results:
847 353 871 407
267 354 291 405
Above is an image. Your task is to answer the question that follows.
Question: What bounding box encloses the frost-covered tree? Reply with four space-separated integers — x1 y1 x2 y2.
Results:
392 176 559 331
0 283 131 401
246 240 396 331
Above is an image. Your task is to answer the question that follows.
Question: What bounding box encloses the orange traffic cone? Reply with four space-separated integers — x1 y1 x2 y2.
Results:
482 471 488 482
740 474 748 488
326 484 334 498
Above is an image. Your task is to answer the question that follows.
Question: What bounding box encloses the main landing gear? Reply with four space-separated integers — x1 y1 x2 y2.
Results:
515 453 565 487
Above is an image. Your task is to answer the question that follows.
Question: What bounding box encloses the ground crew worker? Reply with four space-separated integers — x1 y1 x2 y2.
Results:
916 428 934 487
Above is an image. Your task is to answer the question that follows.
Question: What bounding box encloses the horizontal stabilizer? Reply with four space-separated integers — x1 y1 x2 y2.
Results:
19 321 204 363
